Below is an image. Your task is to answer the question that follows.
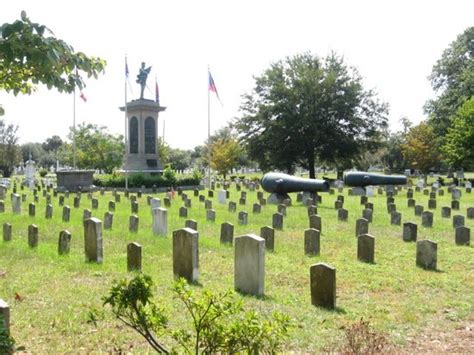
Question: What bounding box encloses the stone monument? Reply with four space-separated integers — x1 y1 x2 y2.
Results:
120 62 166 173
24 153 36 189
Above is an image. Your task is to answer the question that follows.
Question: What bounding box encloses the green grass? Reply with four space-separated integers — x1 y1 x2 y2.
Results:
0 181 473 352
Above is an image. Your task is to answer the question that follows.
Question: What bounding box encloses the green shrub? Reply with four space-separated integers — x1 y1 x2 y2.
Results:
93 173 200 189
39 169 48 177
103 274 291 354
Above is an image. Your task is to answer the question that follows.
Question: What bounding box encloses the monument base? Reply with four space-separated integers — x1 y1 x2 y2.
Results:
267 193 291 205
56 170 95 192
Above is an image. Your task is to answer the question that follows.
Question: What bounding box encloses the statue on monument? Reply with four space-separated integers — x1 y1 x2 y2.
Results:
136 62 152 99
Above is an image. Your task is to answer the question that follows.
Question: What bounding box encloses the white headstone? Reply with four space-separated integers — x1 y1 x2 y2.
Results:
217 190 227 204
152 207 168 236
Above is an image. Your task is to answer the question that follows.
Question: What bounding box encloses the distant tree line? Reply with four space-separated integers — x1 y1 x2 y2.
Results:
0 11 472 178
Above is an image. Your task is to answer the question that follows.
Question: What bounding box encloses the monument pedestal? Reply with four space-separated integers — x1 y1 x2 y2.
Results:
120 99 166 173
56 170 95 192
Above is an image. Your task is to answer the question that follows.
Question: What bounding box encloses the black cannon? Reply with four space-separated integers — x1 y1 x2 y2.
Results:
261 172 330 204
343 171 407 187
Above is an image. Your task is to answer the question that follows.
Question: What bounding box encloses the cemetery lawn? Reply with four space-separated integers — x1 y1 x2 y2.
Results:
0 184 473 352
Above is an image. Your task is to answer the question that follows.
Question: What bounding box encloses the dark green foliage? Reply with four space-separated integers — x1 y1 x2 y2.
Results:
442 97 474 169
38 169 48 177
234 52 388 178
103 274 169 353
0 11 105 96
0 119 20 177
103 275 291 354
425 27 474 139
93 173 200 188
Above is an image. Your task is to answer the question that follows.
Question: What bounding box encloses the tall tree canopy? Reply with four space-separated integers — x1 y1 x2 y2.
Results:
425 27 474 138
441 97 474 169
401 122 441 176
234 52 388 178
63 123 124 174
0 11 106 113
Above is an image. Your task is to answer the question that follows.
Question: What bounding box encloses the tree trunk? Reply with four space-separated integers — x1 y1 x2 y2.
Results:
308 155 315 179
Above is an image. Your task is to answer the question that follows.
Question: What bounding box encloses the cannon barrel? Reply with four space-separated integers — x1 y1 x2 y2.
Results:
261 172 330 193
343 171 407 187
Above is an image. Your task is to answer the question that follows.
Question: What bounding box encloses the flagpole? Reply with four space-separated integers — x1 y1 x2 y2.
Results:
207 67 211 190
73 86 77 169
124 56 129 190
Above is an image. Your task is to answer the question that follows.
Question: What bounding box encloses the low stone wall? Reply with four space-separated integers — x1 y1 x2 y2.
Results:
56 170 95 192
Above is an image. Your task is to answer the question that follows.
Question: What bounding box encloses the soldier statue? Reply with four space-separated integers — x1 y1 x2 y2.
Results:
136 62 152 99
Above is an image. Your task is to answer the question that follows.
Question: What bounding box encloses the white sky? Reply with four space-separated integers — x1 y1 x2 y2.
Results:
1 0 473 150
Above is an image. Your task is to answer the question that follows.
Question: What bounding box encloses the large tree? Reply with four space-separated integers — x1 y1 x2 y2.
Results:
210 138 241 179
425 27 474 138
63 123 124 173
0 11 106 113
234 52 388 178
0 119 20 177
442 97 474 169
401 122 441 177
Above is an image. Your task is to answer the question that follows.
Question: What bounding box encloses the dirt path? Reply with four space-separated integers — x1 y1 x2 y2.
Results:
398 321 474 353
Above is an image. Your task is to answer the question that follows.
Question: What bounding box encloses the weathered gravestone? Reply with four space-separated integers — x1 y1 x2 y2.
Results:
73 196 80 208
238 211 248 225
310 263 336 309
362 208 373 223
228 201 236 213
108 200 115 212
403 222 417 242
28 224 38 248
407 198 416 208
83 209 92 222
152 208 168 235
179 207 188 218
451 200 460 210
416 240 437 270
28 203 35 217
452 215 464 228
151 198 161 210
163 197 171 208
355 218 369 237
387 203 396 214
12 194 21 214
59 195 64 206
391 211 402 226
272 213 283 230
0 200 4 213
218 190 227 204
260 226 275 252
334 200 343 210
414 205 424 216
91 198 98 210
452 188 461 200
3 223 11 241
309 214 322 232
252 203 261 214
185 219 197 231
441 206 451 218
428 199 437 209
220 222 234 244
234 234 265 296
127 242 142 272
308 205 317 216
205 200 213 210
277 204 287 216
422 211 433 228
104 212 114 230
62 206 71 222
357 234 375 263
129 215 139 233
58 230 71 255
0 299 10 334
206 209 216 222
304 228 320 256
467 207 474 219
455 226 470 246
173 228 199 283
338 208 348 221
131 201 139 214
84 218 103 263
